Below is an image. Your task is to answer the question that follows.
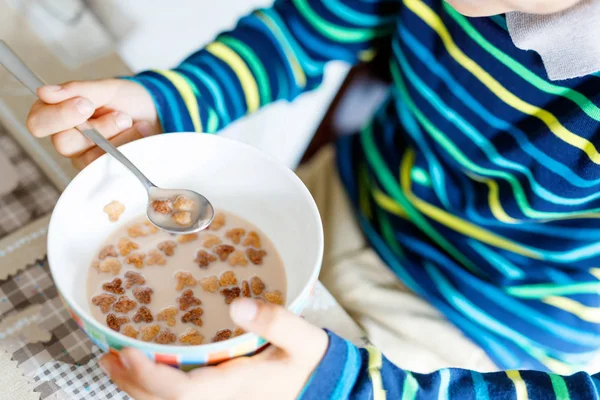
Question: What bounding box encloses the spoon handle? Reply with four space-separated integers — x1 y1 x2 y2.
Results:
0 40 155 191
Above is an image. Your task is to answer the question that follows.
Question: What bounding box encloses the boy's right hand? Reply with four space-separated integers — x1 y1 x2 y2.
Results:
26 79 161 169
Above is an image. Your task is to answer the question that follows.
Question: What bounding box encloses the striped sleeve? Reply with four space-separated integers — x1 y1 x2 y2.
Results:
124 0 399 134
301 331 600 399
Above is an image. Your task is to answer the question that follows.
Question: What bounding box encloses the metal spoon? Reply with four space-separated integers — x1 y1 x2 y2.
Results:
0 40 214 233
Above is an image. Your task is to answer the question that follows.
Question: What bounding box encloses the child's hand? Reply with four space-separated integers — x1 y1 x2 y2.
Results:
99 299 328 400
26 79 161 169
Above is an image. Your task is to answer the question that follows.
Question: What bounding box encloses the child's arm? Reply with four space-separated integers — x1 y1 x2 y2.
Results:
125 0 400 134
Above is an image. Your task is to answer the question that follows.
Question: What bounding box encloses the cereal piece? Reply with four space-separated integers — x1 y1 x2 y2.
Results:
133 306 153 323
104 201 125 222
106 313 129 332
219 271 238 287
221 287 241 305
246 248 267 265
102 278 125 295
133 287 154 304
158 240 177 256
92 293 116 313
91 260 100 270
250 276 265 296
155 329 177 345
225 228 246 245
173 196 194 211
229 250 248 267
124 271 145 289
199 276 219 293
264 291 284 305
202 234 221 248
177 289 202 311
233 327 245 337
241 281 251 298
144 220 159 234
212 329 232 342
118 237 139 256
180 328 204 345
242 231 261 248
157 307 178 327
172 211 192 226
113 296 137 313
122 325 139 339
214 244 235 261
146 249 166 266
209 212 226 231
127 223 147 238
98 258 121 275
151 199 172 214
140 324 160 342
98 245 118 260
175 271 197 291
194 250 217 268
126 252 146 269
176 233 198 244
181 307 204 327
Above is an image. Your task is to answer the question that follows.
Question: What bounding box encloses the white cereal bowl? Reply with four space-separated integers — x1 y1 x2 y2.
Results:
47 133 323 368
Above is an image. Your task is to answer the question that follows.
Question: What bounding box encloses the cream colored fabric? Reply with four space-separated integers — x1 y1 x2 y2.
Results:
297 146 497 373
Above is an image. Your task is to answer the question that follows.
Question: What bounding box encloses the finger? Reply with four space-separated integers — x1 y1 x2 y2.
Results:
99 354 160 400
27 97 95 137
71 121 151 169
230 299 328 358
37 79 122 107
51 111 133 157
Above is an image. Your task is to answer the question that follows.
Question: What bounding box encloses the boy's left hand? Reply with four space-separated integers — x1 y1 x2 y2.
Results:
99 299 328 400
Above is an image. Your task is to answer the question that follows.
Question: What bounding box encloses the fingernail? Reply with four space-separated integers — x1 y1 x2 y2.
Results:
42 85 62 92
99 358 112 375
115 113 133 130
136 121 153 137
75 98 94 116
231 299 258 323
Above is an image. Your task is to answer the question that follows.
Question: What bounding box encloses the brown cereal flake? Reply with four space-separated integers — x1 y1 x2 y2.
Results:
176 233 198 244
180 328 204 345
144 220 159 234
250 276 265 296
92 293 116 313
229 250 248 267
233 327 246 337
209 212 226 230
241 281 251 298
127 223 148 238
98 245 118 260
126 252 146 269
202 234 222 248
194 250 217 268
102 278 125 295
158 240 177 256
264 291 284 305
118 237 139 256
242 231 262 248
181 307 204 327
172 211 192 226
98 258 121 275
219 271 238 287
199 276 219 293
106 313 129 332
133 306 154 323
157 307 178 327
155 329 177 345
140 324 161 342
146 249 166 266
122 325 139 339
103 201 125 222
225 228 246 244
113 296 137 314
124 271 145 289
133 287 154 304
221 287 241 305
212 329 232 342
213 244 235 261
173 196 194 211
151 199 172 214
175 271 197 291
177 289 202 311
246 248 267 265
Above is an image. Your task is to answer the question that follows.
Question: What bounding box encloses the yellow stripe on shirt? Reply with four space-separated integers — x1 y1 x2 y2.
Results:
366 346 386 400
506 370 529 400
466 173 520 224
154 69 203 132
543 296 600 323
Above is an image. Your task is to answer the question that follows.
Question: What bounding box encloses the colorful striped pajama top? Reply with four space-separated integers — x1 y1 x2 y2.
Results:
128 0 600 397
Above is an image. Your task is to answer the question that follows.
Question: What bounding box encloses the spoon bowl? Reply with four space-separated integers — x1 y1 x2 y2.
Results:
147 187 214 233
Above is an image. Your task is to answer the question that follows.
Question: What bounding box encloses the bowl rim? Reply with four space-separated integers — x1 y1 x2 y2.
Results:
47 132 324 353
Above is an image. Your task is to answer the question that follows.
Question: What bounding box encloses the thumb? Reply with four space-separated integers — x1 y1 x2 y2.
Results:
37 79 121 107
230 299 326 357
